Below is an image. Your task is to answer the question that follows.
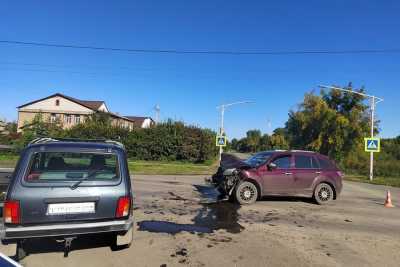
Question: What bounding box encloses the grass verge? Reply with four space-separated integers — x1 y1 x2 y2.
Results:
128 160 217 175
345 175 400 188
0 154 19 168
0 154 217 175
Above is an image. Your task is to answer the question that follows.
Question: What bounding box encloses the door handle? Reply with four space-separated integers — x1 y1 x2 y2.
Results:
315 171 321 174
284 172 293 175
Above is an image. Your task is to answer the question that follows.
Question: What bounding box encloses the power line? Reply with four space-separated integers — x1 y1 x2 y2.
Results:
2 40 400 55
0 61 160 72
0 67 125 76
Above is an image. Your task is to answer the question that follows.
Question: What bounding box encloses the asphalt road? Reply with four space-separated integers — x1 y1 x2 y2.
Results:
0 175 399 267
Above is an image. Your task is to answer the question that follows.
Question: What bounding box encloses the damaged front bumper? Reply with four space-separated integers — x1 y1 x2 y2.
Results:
208 168 242 197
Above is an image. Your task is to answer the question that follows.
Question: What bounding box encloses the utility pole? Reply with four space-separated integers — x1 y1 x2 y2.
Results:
217 101 254 161
154 104 160 124
370 96 375 181
319 85 384 181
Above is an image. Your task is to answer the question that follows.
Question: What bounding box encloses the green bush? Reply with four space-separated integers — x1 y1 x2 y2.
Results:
12 114 218 163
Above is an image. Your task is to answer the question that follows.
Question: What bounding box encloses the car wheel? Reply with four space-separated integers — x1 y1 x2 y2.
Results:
235 181 258 205
314 183 334 205
110 228 133 251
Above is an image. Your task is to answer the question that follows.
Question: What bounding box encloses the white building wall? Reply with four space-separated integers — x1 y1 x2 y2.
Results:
98 103 109 112
142 118 152 128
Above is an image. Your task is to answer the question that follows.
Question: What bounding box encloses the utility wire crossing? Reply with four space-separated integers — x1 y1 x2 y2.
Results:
2 40 400 56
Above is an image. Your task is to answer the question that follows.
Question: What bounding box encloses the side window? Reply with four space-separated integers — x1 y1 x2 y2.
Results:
295 155 316 169
311 157 320 169
318 158 336 170
272 156 291 169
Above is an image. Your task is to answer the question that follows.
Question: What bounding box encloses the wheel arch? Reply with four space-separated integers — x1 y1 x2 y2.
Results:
314 180 337 200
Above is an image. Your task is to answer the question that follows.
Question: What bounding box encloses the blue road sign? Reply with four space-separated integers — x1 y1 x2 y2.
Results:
365 138 380 152
216 135 227 147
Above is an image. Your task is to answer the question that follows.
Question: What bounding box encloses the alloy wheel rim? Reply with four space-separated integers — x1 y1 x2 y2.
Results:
240 185 255 202
318 186 332 202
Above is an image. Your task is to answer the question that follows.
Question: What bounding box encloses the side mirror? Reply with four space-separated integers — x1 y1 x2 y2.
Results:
268 163 277 171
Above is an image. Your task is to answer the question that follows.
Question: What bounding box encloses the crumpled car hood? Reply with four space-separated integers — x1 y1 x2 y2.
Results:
211 153 252 185
220 153 251 170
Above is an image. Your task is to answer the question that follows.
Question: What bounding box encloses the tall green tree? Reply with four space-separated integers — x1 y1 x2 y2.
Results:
286 84 371 161
246 130 262 152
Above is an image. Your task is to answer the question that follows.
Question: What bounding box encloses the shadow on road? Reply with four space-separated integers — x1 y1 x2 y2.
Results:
12 234 113 260
138 220 212 234
259 195 316 204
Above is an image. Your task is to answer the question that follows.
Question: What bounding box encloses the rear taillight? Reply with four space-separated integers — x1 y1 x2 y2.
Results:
4 200 20 224
116 196 131 218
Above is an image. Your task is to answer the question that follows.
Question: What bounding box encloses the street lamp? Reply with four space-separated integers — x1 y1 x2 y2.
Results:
319 85 384 181
216 101 255 161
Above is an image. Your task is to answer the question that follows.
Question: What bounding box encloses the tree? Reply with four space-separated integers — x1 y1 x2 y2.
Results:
270 132 289 150
259 134 271 151
285 84 371 161
246 130 262 152
5 122 17 134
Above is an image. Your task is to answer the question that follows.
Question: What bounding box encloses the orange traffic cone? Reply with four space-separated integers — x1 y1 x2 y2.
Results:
384 191 395 208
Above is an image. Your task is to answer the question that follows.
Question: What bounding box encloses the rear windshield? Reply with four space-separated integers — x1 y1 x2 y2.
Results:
25 152 120 183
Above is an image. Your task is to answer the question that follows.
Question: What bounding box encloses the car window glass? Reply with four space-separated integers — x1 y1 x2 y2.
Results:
272 156 291 169
311 157 320 169
245 153 273 168
295 155 314 169
318 158 335 170
311 157 321 169
25 152 119 182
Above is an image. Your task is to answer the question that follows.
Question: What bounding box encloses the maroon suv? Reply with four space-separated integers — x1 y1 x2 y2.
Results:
211 151 343 205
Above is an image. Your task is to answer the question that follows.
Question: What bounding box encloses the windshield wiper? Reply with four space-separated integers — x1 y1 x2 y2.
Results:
70 170 100 190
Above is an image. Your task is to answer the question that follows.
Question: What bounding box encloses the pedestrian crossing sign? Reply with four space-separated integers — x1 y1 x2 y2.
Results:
216 135 227 147
365 138 380 153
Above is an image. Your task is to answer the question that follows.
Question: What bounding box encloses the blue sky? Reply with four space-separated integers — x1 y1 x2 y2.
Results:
1 0 399 138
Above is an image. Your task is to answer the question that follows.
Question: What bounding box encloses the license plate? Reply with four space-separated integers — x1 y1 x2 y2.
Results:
47 202 95 215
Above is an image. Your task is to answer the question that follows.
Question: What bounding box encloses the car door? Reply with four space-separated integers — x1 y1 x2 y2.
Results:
260 154 295 195
292 154 321 194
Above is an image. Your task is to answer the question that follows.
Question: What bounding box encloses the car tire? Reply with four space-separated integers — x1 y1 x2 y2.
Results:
15 241 27 262
110 228 133 251
314 183 334 205
234 181 258 205
228 193 236 203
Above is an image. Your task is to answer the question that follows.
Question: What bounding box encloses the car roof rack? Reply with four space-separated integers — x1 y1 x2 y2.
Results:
28 137 124 148
104 140 125 148
290 150 315 153
29 137 59 145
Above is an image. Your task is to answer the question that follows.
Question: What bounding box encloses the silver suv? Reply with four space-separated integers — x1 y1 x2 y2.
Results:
1 138 134 260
